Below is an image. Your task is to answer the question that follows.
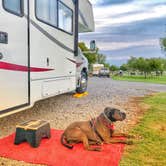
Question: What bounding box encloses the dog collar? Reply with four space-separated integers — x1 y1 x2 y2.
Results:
101 119 115 130
107 123 115 130
99 115 115 131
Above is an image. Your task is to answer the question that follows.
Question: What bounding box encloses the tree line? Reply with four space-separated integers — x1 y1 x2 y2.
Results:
120 57 166 78
79 42 166 78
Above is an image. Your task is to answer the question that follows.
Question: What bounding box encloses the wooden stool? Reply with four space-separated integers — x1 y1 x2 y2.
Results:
14 120 51 148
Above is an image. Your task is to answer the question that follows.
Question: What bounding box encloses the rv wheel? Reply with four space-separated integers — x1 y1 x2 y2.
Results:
76 72 88 94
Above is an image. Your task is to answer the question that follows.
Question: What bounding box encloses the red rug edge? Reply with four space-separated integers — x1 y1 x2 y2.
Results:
0 129 126 166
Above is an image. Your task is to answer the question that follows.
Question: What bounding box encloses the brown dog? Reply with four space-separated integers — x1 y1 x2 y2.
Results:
61 107 133 151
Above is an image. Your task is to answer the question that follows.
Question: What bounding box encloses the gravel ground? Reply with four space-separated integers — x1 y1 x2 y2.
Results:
0 77 166 165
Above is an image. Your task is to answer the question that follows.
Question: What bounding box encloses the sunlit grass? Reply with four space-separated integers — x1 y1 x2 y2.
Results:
120 93 166 166
112 75 166 84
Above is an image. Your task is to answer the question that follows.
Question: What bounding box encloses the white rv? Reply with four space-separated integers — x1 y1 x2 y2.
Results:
0 0 94 117
92 64 104 76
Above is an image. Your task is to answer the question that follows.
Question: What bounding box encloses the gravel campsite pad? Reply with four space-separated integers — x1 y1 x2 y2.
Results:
0 77 166 165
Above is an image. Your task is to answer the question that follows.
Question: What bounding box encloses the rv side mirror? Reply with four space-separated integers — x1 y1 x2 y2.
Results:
90 40 96 51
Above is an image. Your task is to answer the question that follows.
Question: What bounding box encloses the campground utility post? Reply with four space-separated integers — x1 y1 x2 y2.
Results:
0 0 94 118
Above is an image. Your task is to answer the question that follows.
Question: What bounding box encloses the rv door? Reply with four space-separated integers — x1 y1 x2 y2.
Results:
0 0 29 115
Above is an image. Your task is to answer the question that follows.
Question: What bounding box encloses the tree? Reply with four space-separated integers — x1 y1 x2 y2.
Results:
126 57 166 78
110 65 119 71
78 42 97 66
97 53 106 64
149 58 163 76
136 58 151 78
104 63 110 69
160 38 166 55
127 56 138 71
163 58 166 69
120 64 128 71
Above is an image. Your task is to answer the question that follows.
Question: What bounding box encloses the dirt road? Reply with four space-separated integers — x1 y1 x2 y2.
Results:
1 77 166 137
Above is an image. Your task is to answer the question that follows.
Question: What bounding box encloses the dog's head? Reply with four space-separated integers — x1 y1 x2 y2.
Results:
104 107 126 122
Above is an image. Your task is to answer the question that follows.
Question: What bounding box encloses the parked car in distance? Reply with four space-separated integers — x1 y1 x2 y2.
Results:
99 68 110 77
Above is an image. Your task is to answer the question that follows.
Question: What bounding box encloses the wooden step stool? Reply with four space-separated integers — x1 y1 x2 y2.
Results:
14 120 51 148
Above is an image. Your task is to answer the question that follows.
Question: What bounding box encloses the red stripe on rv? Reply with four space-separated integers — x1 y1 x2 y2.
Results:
0 62 54 72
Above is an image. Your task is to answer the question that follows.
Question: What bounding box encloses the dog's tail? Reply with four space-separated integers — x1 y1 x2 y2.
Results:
61 133 73 149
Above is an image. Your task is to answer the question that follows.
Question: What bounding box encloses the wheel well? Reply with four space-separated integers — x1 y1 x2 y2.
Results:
82 68 88 80
82 68 87 74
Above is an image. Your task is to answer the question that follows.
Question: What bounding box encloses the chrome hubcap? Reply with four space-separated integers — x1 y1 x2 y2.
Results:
81 77 87 90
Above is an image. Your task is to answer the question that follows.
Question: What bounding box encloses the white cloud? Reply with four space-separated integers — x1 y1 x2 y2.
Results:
106 55 131 61
93 1 166 29
98 39 159 51
90 0 101 5
81 38 160 52
81 0 166 65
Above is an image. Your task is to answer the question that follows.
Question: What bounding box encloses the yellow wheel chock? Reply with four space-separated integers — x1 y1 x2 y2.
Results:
73 92 88 98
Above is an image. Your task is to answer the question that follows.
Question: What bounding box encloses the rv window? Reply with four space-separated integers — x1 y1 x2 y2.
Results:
58 2 73 33
36 0 57 27
3 0 23 16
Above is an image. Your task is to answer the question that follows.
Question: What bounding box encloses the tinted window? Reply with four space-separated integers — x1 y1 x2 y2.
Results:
58 2 73 33
3 0 23 16
36 0 57 27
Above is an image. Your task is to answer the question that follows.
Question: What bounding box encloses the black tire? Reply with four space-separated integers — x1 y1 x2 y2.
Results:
76 72 88 94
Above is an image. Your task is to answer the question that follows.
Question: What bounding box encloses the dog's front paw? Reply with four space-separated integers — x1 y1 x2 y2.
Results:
96 141 103 145
126 140 134 145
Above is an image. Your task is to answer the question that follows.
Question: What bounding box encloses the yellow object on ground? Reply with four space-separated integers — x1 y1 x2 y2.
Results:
73 92 88 98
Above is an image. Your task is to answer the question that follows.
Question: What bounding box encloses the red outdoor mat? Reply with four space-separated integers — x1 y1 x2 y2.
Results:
0 129 125 166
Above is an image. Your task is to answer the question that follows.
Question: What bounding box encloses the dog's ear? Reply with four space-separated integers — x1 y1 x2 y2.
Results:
104 107 115 119
122 112 126 120
104 107 116 113
104 107 113 116
104 107 111 113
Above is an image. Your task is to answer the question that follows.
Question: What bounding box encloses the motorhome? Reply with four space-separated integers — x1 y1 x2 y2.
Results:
92 64 104 76
0 0 94 117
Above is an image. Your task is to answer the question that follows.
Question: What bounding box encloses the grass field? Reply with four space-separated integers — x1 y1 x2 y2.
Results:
120 93 166 166
112 75 166 84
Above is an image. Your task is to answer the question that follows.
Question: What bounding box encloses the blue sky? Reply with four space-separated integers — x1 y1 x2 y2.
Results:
79 0 166 66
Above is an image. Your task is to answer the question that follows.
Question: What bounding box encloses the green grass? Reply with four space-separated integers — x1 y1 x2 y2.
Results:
112 75 166 84
120 93 166 166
